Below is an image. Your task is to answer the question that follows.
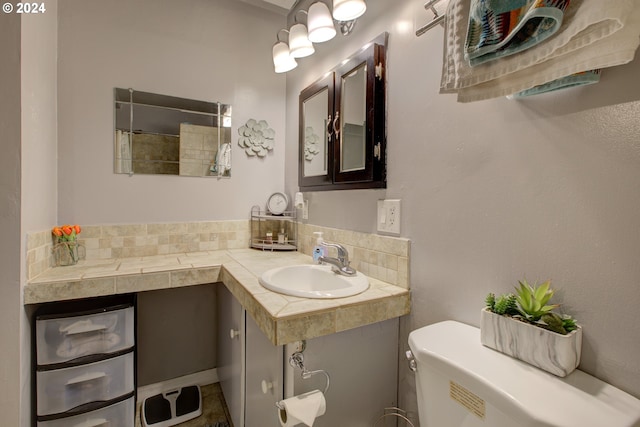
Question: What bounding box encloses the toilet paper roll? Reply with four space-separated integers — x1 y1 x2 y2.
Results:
278 389 326 427
294 192 305 209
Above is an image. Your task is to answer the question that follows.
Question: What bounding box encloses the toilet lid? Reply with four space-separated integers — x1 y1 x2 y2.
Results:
409 321 640 427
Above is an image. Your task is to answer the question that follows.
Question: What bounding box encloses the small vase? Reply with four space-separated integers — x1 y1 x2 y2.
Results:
53 241 85 266
480 308 582 377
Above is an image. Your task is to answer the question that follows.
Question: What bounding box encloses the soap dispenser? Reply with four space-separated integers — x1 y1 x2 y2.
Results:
312 232 327 263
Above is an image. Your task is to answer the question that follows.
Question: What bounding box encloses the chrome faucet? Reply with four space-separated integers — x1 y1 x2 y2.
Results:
319 241 357 276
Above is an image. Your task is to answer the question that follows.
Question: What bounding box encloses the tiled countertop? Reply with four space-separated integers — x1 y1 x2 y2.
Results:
25 249 410 345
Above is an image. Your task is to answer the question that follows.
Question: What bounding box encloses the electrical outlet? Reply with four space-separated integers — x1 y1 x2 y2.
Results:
302 200 309 220
377 199 401 235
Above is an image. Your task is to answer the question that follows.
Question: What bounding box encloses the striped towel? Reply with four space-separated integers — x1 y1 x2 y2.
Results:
465 0 571 66
509 69 601 98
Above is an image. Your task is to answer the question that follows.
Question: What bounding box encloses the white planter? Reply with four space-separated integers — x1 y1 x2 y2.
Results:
480 308 582 377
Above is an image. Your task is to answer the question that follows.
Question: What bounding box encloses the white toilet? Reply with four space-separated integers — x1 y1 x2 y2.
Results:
408 321 640 427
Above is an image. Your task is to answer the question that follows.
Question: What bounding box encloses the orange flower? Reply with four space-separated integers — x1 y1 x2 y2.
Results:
52 223 82 243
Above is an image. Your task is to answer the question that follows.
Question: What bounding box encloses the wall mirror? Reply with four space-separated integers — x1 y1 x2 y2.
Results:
299 33 386 191
114 88 232 177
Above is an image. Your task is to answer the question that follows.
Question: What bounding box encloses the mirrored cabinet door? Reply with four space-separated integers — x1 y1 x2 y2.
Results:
333 41 386 186
298 33 386 191
338 62 367 174
299 73 334 188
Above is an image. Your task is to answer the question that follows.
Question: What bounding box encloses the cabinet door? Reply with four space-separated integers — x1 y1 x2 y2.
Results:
333 40 386 186
216 285 245 427
298 33 387 191
299 73 335 190
245 313 284 427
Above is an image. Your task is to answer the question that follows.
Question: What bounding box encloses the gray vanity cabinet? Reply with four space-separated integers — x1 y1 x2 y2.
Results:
217 285 244 426
217 285 284 427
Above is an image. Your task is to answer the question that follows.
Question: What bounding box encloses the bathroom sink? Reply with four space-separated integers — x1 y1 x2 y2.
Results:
259 264 369 299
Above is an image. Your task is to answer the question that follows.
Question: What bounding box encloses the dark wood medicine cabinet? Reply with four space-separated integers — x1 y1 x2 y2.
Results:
298 33 387 191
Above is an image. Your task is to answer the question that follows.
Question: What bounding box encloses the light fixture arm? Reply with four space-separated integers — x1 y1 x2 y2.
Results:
294 9 309 24
275 28 290 43
338 19 357 35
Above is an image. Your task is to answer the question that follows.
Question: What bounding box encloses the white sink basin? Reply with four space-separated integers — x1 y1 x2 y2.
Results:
259 264 369 299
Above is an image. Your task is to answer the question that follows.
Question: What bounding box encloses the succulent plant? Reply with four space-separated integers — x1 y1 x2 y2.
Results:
514 279 559 322
485 293 496 310
486 292 518 316
485 279 578 335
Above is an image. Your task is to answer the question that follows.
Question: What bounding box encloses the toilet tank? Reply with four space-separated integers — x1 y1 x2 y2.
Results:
408 321 640 427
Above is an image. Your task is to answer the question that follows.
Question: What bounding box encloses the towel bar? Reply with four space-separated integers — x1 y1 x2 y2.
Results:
416 0 446 36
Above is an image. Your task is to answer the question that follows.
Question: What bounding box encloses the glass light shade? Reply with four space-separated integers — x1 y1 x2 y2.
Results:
272 41 297 73
308 2 336 43
289 23 315 58
332 0 366 22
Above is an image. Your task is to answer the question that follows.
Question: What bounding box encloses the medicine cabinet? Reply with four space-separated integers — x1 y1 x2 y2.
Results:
298 33 387 191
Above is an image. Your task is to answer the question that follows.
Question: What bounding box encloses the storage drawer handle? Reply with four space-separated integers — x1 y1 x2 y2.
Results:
73 418 108 427
60 320 108 335
66 371 107 386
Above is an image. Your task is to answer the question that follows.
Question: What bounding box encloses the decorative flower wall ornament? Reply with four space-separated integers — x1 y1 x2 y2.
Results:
238 119 275 157
304 127 321 160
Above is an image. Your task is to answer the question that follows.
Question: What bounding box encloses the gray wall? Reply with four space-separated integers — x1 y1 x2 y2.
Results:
53 0 287 398
283 0 640 419
292 319 399 427
13 0 640 424
137 285 217 386
56 0 288 224
0 12 23 427
0 4 61 425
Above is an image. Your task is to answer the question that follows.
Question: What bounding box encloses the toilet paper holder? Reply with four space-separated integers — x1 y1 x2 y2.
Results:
276 351 330 410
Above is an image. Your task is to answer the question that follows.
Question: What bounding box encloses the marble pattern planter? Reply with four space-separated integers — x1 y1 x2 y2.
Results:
480 308 582 377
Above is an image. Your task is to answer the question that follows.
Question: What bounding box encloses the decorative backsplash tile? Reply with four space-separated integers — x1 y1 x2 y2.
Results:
26 220 410 289
297 223 410 289
26 220 249 280
26 231 53 280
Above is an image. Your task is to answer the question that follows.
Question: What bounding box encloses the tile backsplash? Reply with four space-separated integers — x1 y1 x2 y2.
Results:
26 220 249 280
298 223 410 289
27 221 410 289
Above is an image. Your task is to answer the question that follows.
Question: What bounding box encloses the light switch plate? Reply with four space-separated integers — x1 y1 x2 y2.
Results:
377 199 401 235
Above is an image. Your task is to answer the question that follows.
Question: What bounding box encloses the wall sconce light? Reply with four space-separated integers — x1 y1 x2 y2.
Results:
332 0 366 22
289 11 315 58
273 29 298 73
273 0 367 73
307 2 336 43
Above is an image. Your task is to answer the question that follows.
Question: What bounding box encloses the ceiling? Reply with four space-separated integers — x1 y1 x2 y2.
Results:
262 0 297 9
237 0 297 15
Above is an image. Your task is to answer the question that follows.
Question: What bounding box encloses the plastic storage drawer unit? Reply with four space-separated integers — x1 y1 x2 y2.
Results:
36 305 135 365
36 351 135 416
36 396 135 427
33 295 136 427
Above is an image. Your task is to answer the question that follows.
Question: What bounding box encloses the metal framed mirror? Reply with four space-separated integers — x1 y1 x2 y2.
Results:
114 88 232 178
